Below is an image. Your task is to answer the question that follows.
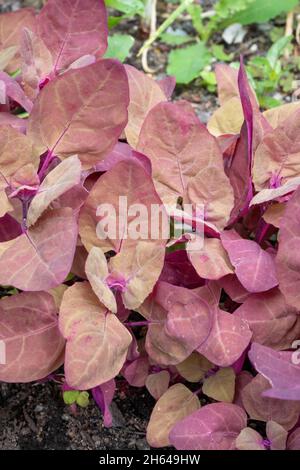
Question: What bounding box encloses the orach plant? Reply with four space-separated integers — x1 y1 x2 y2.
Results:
0 0 300 451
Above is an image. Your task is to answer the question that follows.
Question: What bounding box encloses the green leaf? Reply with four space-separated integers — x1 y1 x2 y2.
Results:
215 0 255 20
200 70 217 92
167 43 212 84
76 391 90 408
258 95 282 109
105 0 144 16
160 31 193 46
104 34 134 62
269 26 285 43
280 75 294 93
63 390 80 405
267 35 292 69
187 4 204 37
211 44 234 62
228 0 298 25
108 15 125 28
200 70 217 86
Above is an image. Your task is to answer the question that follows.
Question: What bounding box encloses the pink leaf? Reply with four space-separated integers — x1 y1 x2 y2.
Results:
165 297 213 352
218 274 250 303
137 100 234 222
188 238 234 280
287 428 300 450
79 159 166 253
276 186 300 309
215 63 239 105
227 124 251 222
27 155 82 226
94 142 151 175
109 241 166 311
0 113 27 133
221 229 278 293
250 176 300 206
234 370 253 408
197 308 252 367
241 373 300 430
253 107 300 190
59 281 132 389
92 379 116 428
169 402 247 450
20 27 53 100
0 8 36 74
145 371 170 400
124 65 167 148
0 291 65 382
67 54 96 70
141 290 193 365
27 59 129 169
147 384 200 447
157 75 176 99
0 71 33 112
235 288 300 350
159 250 203 288
0 208 77 291
0 214 22 242
37 0 108 72
248 342 300 401
266 421 288 450
122 356 149 387
85 246 117 313
235 428 265 450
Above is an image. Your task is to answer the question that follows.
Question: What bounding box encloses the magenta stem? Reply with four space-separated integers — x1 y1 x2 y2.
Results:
256 219 270 244
124 321 158 327
21 200 29 233
38 149 53 180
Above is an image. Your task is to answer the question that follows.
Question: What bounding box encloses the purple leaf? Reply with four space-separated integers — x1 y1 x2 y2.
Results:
249 342 300 401
92 379 116 428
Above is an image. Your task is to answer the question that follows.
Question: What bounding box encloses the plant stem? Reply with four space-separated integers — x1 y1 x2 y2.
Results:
10 68 21 78
256 220 270 245
21 200 29 234
124 320 160 327
38 149 53 180
124 321 151 327
137 0 194 57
